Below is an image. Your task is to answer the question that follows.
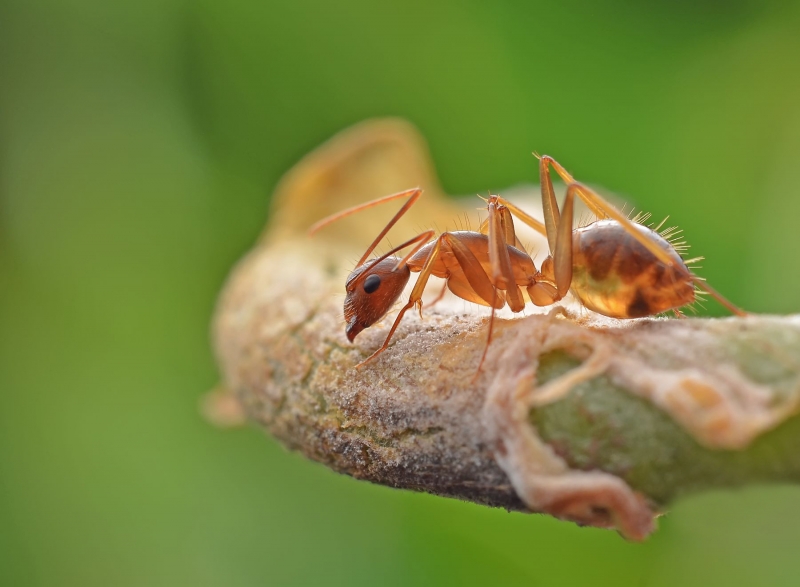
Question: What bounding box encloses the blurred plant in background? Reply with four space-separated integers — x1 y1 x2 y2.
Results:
1 1 800 585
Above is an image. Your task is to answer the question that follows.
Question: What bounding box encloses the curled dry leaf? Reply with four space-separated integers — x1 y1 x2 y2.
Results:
211 119 800 540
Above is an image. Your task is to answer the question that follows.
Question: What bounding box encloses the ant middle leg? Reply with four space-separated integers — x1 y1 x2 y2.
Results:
475 198 536 373
483 191 576 301
479 195 565 309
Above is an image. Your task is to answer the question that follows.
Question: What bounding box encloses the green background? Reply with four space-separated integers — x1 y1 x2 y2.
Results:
2 0 800 585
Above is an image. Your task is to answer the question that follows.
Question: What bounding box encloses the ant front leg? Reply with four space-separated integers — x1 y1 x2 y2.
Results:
476 198 537 373
359 231 505 369
355 234 443 368
357 232 486 367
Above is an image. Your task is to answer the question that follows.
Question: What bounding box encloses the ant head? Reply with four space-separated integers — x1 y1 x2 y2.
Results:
344 257 411 342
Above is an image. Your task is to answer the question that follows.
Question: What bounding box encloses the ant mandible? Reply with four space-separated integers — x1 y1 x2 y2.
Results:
309 155 746 369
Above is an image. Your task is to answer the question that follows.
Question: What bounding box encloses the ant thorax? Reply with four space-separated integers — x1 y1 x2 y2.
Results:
570 220 694 318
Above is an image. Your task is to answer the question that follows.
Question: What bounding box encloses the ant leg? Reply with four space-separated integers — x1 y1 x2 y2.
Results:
485 158 600 252
425 280 449 309
537 154 565 252
496 203 519 248
551 184 578 296
691 277 747 316
474 199 530 374
481 196 566 306
536 155 676 266
536 155 607 220
391 230 437 272
486 197 548 239
309 187 423 267
357 234 445 367
444 233 504 308
476 287 501 377
487 199 526 312
569 181 677 267
479 208 527 250
575 180 677 265
521 184 583 302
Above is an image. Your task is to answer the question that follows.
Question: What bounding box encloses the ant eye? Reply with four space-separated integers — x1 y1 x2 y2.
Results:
363 274 382 294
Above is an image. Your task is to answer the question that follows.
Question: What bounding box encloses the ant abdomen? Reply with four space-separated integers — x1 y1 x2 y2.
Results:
570 220 694 318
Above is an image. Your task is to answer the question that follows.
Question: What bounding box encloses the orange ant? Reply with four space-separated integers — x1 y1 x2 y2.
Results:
309 155 745 369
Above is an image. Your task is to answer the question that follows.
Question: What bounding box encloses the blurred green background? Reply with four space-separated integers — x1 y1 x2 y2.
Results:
2 0 800 585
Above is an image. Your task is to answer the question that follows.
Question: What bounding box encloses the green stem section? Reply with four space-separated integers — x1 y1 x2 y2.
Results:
533 352 800 506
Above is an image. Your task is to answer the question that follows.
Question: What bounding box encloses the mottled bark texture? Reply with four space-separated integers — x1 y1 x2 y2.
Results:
211 119 800 540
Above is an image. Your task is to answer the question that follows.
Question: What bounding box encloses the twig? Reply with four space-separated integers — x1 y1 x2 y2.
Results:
211 119 800 540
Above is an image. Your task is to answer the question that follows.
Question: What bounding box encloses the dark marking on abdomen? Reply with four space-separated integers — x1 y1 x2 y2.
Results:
583 236 618 282
616 234 656 283
627 289 653 317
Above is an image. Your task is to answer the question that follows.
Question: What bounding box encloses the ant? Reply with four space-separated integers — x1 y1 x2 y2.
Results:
310 155 746 369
